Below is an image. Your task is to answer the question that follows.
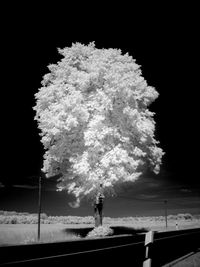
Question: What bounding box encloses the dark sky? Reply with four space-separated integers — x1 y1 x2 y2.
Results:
0 5 199 216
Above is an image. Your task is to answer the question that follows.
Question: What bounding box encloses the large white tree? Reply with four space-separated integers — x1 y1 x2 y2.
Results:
33 42 164 221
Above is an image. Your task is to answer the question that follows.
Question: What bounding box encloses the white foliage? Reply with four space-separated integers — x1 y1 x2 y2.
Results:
33 42 164 204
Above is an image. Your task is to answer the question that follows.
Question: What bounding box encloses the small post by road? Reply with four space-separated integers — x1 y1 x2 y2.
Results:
164 200 168 228
143 231 154 267
37 175 42 241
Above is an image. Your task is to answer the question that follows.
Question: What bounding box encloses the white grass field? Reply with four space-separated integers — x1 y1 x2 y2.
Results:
0 224 82 245
120 217 200 232
0 216 199 246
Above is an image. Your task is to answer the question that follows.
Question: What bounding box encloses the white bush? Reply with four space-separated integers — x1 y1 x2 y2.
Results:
87 226 114 238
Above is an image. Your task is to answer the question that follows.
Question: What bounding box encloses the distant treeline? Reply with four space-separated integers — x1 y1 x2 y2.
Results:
0 210 199 224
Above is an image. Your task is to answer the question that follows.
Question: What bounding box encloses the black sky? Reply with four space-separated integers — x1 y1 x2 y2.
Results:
0 4 199 215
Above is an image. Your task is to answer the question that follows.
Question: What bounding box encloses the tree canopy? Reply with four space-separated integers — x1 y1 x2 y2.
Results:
33 42 164 206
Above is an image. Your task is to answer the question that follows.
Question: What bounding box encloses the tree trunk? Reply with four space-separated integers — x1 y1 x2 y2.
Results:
94 203 103 227
94 187 104 227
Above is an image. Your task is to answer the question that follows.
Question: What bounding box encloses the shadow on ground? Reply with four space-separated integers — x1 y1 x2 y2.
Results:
63 226 148 238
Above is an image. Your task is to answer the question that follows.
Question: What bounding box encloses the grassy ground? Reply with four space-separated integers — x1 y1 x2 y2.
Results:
118 218 200 232
0 224 82 245
0 217 199 246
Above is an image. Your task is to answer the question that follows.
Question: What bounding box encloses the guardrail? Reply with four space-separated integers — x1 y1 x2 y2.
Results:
0 234 145 266
151 228 200 266
0 228 200 266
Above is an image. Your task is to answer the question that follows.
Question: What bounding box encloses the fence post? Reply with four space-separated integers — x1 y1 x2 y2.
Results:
143 231 154 267
37 176 42 241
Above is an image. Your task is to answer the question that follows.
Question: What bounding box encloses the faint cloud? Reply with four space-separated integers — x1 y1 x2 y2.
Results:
43 187 58 192
13 184 38 189
12 183 58 191
180 188 192 193
148 182 160 188
0 182 5 188
138 194 159 199
69 198 80 208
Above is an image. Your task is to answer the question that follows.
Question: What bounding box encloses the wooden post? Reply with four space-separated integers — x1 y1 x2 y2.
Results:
143 231 154 267
164 200 168 228
176 221 179 230
37 176 42 241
